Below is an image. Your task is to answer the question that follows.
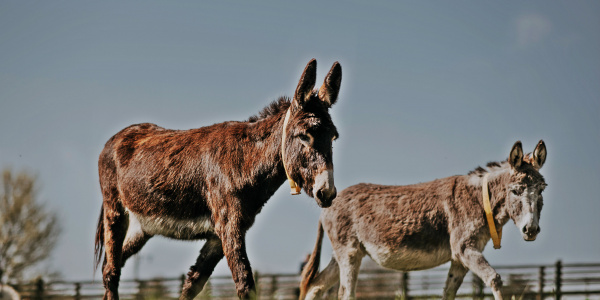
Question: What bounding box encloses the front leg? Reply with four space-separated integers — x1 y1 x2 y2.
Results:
215 217 255 299
456 247 503 300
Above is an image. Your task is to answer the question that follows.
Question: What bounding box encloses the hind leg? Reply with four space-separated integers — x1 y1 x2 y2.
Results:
121 232 152 268
102 204 127 300
120 213 152 268
442 260 469 300
180 238 224 300
334 245 364 300
304 258 340 300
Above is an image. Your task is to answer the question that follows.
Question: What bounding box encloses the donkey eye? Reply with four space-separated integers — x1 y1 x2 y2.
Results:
298 133 313 146
298 134 309 142
511 189 523 196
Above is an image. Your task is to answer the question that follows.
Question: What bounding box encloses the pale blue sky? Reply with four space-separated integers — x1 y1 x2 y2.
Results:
1 1 598 281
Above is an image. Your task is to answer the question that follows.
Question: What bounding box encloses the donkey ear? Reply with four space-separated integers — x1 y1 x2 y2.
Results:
509 141 524 169
294 59 317 108
532 140 547 170
318 61 342 107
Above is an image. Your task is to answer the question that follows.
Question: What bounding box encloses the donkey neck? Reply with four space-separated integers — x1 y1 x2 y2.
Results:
234 107 290 193
469 164 512 227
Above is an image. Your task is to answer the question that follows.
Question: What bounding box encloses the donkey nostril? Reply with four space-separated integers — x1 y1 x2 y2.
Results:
536 227 541 234
522 226 527 234
316 189 324 200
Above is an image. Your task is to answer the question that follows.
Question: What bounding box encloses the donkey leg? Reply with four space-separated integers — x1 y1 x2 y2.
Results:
215 220 255 299
180 238 224 300
102 205 127 300
121 233 152 268
335 247 364 300
442 260 469 300
120 212 152 267
457 247 503 300
304 258 340 300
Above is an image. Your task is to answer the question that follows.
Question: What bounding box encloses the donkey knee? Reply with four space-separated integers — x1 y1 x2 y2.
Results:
180 265 207 300
236 287 257 300
447 274 463 288
102 266 121 293
304 284 327 300
338 285 355 300
304 289 320 300
489 273 503 290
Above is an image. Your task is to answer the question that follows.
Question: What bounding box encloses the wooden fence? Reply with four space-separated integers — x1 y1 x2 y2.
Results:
10 261 600 299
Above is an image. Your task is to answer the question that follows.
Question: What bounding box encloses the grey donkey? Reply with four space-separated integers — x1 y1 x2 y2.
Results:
300 140 547 300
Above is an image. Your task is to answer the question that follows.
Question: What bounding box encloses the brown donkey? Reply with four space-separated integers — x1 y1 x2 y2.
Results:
95 59 342 300
300 141 547 300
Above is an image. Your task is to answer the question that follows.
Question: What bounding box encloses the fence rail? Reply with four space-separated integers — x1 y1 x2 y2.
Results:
9 261 600 299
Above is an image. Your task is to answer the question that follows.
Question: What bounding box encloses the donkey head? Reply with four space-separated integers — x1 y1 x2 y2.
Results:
283 59 341 208
506 140 547 241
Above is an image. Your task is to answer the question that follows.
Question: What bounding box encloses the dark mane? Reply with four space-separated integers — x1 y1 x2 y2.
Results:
486 161 501 169
468 152 542 177
247 97 291 122
467 161 506 176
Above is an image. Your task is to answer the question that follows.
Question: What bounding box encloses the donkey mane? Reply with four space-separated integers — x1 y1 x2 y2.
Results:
246 94 328 123
468 151 538 177
247 97 291 123
468 161 507 177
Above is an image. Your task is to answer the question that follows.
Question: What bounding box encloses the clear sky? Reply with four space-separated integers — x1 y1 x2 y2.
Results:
1 1 598 281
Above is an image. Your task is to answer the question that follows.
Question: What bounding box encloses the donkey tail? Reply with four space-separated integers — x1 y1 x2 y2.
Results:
94 205 104 274
299 219 324 300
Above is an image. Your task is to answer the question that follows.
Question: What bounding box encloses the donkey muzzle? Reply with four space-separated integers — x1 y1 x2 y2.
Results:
313 169 336 208
522 224 540 241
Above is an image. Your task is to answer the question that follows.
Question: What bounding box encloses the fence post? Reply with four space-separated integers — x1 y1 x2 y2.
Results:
269 275 277 299
180 274 186 294
537 266 545 300
254 271 260 298
399 271 409 300
74 282 81 300
34 278 44 300
136 280 145 300
554 260 562 300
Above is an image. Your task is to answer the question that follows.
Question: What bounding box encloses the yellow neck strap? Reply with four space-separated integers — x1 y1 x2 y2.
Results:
482 173 502 249
282 108 301 195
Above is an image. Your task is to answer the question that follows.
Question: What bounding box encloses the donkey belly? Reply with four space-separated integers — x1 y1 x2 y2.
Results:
363 242 452 271
126 209 215 240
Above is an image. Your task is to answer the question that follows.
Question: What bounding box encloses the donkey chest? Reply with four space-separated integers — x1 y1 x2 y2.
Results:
127 209 215 240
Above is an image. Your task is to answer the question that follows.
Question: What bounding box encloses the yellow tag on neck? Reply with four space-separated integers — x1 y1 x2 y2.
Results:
482 173 502 249
282 108 301 195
